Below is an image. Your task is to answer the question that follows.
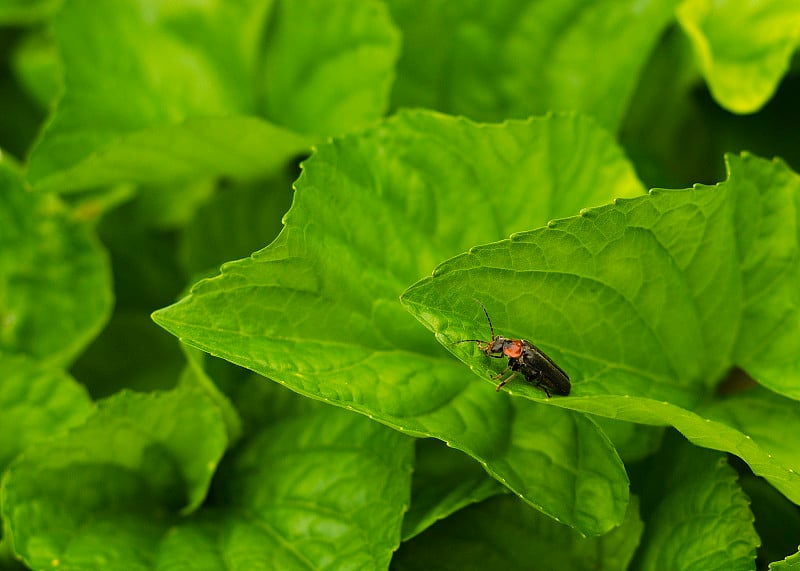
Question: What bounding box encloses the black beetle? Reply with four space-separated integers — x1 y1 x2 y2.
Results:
455 299 570 397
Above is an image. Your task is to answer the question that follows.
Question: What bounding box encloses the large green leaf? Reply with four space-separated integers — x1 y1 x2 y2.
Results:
401 153 800 502
0 352 92 473
151 406 412 571
633 435 758 571
154 111 643 535
0 161 111 365
388 0 679 130
677 0 800 114
198 404 414 571
25 0 398 192
257 0 400 136
0 385 229 570
393 494 643 571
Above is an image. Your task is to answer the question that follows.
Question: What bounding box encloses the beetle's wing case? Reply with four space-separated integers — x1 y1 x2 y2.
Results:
520 340 571 395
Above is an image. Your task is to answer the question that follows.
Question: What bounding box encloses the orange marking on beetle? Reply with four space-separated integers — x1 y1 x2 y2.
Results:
503 340 523 358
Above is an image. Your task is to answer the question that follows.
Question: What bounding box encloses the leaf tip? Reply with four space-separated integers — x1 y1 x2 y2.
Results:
150 301 185 334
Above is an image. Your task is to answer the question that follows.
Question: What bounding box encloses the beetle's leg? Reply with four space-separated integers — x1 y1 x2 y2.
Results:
495 371 516 391
487 353 504 359
535 379 552 399
522 370 551 398
491 367 510 380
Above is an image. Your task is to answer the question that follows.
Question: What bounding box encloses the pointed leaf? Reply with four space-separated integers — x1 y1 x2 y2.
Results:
401 153 800 503
154 111 642 534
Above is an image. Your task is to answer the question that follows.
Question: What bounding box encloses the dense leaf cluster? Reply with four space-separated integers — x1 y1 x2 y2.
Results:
1 1 799 570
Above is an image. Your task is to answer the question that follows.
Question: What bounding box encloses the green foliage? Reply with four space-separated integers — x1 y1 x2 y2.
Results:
393 495 644 571
677 0 800 113
388 0 679 130
1 383 411 570
0 162 111 365
1 0 799 569
0 0 59 24
632 435 758 570
153 111 640 536
1 385 229 568
0 353 92 472
24 0 398 192
402 153 800 504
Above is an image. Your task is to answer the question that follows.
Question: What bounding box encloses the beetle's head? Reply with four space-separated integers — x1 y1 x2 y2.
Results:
453 299 520 357
487 336 506 354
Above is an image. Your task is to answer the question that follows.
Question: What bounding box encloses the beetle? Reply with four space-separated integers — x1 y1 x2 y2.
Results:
454 299 571 397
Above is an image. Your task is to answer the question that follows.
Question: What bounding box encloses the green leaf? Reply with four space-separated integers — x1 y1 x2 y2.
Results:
154 111 641 535
11 28 61 109
401 153 800 503
26 0 398 192
2 371 412 570
0 161 112 365
729 158 800 394
772 550 800 571
0 0 59 24
402 439 506 540
202 405 414 571
28 115 310 194
677 0 800 114
633 435 758 571
152 405 412 571
0 385 228 571
0 352 92 472
133 179 216 230
258 0 400 136
179 345 244 444
393 494 643 571
388 0 679 130
700 387 800 488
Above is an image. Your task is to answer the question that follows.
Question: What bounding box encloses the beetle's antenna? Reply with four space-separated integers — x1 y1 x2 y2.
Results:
452 339 484 344
472 298 495 339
